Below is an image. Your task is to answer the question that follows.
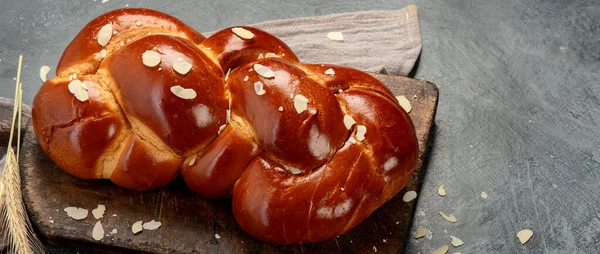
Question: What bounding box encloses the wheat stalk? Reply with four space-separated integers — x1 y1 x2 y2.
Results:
0 55 44 254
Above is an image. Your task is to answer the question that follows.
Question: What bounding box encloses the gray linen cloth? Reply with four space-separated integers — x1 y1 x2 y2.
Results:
206 5 422 76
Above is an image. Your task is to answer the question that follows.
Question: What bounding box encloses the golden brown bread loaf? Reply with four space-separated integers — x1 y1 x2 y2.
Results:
32 8 418 243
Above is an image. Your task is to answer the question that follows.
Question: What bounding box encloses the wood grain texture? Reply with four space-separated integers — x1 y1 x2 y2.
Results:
13 74 438 253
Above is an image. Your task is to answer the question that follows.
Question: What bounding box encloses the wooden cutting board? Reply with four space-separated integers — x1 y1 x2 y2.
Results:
8 74 438 253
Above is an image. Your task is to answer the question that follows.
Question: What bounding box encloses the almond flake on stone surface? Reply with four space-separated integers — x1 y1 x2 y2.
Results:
68 80 90 102
188 154 197 166
142 50 161 67
97 23 113 46
438 185 447 197
402 191 417 202
111 229 118 234
132 221 143 234
278 106 283 112
450 236 464 247
343 115 356 130
432 245 449 254
92 204 106 219
92 221 104 241
355 125 367 141
265 52 277 58
327 31 344 41
49 220 54 224
173 58 192 75
439 212 457 223
396 95 412 113
39 65 51 82
64 207 88 220
232 27 254 39
325 68 335 75
244 76 249 81
254 81 266 95
293 94 309 114
135 20 142 26
142 220 161 230
170 85 197 99
218 124 227 135
517 229 533 244
257 53 264 59
253 63 275 78
481 191 488 199
215 233 221 239
373 246 377 252
414 227 429 239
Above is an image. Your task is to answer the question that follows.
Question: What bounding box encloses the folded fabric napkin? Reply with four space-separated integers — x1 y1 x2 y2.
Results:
207 5 421 76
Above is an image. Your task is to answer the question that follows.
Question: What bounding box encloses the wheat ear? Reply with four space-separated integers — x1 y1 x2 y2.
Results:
0 55 45 254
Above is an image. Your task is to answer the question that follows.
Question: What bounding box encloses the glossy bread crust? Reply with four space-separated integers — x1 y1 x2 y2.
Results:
31 8 418 244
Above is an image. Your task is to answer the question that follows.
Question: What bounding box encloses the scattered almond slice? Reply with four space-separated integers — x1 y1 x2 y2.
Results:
293 94 309 114
254 81 266 95
173 58 192 75
142 50 161 67
39 65 51 82
265 52 277 58
142 220 162 230
215 233 221 239
324 68 335 75
253 63 275 78
92 204 106 219
92 221 104 241
111 229 118 234
517 229 533 244
439 212 457 223
432 245 449 254
402 191 418 202
278 106 283 112
396 95 412 113
132 221 143 234
414 228 429 239
327 31 344 41
438 185 447 197
373 246 377 252
343 115 356 130
450 236 464 247
481 191 488 199
257 53 264 59
170 85 197 99
97 23 113 46
348 136 357 144
355 125 367 141
243 76 249 81
64 207 88 220
67 80 90 102
232 27 254 40
188 154 197 166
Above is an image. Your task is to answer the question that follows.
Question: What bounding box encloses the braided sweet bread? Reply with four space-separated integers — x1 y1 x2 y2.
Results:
32 8 418 243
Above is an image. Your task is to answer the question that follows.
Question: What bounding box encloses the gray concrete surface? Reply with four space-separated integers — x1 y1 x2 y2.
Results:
0 0 599 253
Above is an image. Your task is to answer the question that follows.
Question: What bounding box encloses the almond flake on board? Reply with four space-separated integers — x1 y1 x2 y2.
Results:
438 185 447 197
92 221 104 241
414 228 429 239
402 191 417 202
142 220 161 230
64 207 88 220
92 204 106 219
432 245 449 254
450 236 464 247
132 221 143 234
